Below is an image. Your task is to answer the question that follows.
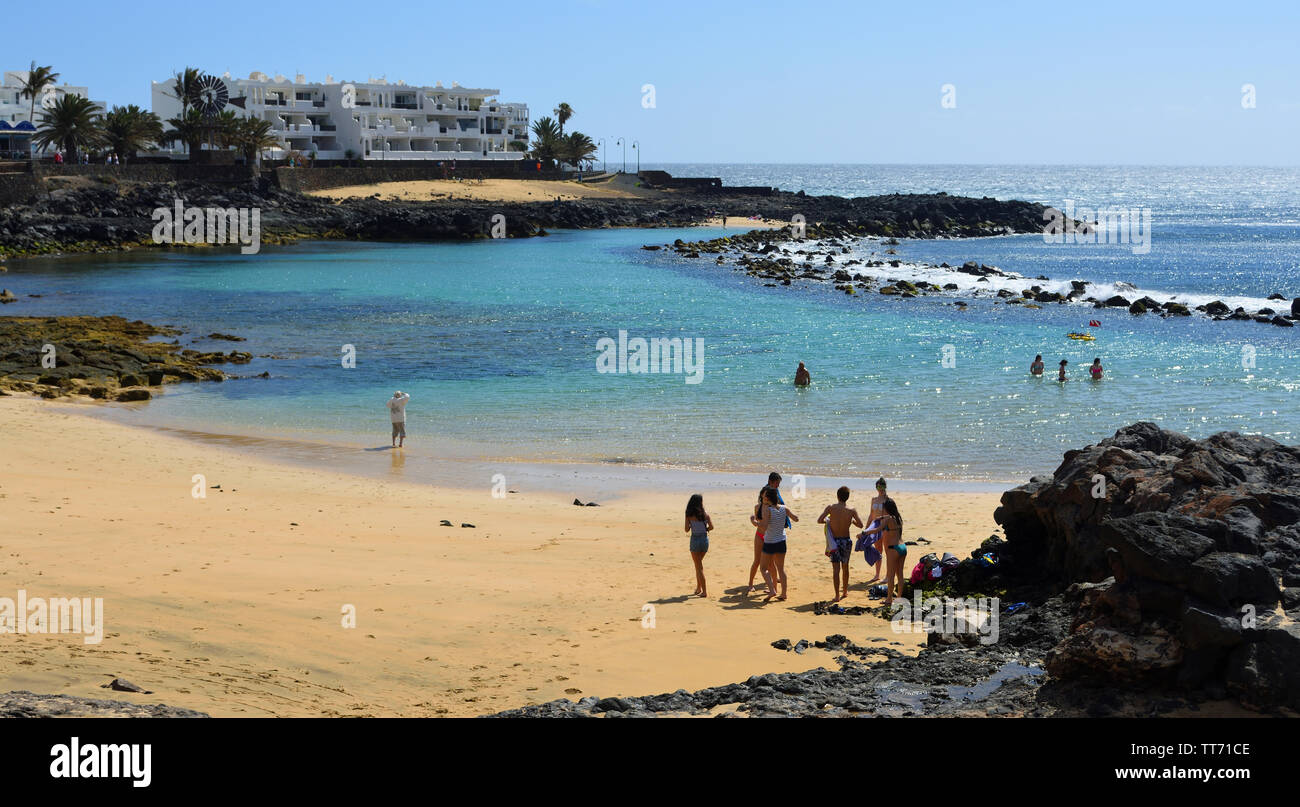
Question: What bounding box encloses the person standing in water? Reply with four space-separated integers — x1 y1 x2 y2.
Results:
756 487 797 601
387 391 410 447
1090 358 1104 380
1030 355 1045 376
1058 360 1069 382
817 486 863 602
794 362 811 387
684 494 714 598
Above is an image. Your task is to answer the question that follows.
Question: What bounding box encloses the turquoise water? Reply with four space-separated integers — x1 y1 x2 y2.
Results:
4 166 1299 483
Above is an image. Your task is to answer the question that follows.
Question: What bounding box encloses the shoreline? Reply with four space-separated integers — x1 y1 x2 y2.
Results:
70 399 1021 497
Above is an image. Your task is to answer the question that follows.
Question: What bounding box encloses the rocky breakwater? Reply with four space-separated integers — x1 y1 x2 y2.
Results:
993 422 1300 709
0 315 244 400
0 181 1054 259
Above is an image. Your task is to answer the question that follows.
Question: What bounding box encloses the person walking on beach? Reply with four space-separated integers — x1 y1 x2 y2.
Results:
817 486 863 602
756 487 797 601
794 362 811 387
1058 359 1068 382
1090 357 1104 380
864 498 906 606
864 478 889 582
387 390 410 447
1030 355 1044 376
749 472 788 593
685 494 714 598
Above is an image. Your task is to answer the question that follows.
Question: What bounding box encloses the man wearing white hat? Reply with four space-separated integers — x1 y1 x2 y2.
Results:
387 390 410 448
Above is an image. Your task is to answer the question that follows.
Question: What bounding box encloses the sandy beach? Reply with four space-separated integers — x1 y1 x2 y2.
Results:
0 395 1001 716
307 177 648 203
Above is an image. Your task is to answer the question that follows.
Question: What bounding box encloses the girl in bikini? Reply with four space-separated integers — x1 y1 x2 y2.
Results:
865 478 889 582
685 494 714 598
876 498 906 605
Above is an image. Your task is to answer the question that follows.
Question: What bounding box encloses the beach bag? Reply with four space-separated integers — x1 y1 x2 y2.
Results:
937 552 960 578
910 553 940 584
909 561 926 584
973 552 998 569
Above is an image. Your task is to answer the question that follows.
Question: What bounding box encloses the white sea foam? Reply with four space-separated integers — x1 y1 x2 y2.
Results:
785 237 1282 314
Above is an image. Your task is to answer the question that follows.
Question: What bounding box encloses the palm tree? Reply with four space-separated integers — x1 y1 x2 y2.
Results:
214 110 242 149
102 105 163 163
529 116 561 167
33 94 103 163
170 67 202 118
18 63 60 151
163 109 207 161
562 132 597 171
554 103 573 136
229 117 281 180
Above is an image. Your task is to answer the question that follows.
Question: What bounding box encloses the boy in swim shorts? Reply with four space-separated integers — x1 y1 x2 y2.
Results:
817 486 864 602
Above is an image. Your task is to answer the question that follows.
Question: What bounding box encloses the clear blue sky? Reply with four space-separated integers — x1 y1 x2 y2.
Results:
11 0 1299 164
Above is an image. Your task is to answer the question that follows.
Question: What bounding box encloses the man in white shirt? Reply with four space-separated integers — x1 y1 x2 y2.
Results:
387 391 410 447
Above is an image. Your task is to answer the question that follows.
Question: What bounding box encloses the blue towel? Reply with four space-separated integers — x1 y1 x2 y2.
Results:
857 531 881 565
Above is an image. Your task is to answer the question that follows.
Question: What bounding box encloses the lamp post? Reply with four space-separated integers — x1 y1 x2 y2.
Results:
598 137 606 173
615 137 626 174
632 140 640 175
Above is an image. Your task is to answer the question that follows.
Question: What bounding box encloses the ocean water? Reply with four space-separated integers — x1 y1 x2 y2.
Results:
4 166 1298 485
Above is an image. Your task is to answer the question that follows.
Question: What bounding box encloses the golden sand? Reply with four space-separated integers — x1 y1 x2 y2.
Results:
0 396 1001 716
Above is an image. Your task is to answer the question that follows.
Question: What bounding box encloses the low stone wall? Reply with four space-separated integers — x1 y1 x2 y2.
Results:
0 172 39 206
33 163 251 183
0 163 258 207
272 161 563 193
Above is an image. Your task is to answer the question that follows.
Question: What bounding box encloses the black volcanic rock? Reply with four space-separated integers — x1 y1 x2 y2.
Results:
0 181 1053 257
994 423 1300 709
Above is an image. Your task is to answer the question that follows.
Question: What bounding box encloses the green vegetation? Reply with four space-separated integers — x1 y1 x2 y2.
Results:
102 105 164 164
18 62 60 132
530 105 597 171
32 94 104 163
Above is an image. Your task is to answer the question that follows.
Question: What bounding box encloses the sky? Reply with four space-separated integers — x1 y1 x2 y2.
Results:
9 0 1299 164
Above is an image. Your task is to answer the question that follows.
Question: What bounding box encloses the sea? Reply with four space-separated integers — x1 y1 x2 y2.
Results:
5 165 1298 492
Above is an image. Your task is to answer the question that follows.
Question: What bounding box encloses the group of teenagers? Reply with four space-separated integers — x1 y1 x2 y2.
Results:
683 473 907 605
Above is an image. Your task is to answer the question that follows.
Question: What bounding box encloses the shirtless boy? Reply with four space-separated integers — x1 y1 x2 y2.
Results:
817 486 864 601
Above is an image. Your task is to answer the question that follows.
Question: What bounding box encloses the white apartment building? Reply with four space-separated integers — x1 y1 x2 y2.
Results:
150 71 530 161
0 70 106 156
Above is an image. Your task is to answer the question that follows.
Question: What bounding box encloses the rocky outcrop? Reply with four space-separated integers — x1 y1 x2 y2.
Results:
0 690 208 717
0 315 234 399
993 422 1300 708
0 181 1050 258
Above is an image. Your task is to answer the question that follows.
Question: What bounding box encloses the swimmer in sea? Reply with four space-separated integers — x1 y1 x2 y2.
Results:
794 362 811 387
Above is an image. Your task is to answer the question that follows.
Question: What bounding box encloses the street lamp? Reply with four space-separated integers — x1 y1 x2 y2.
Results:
598 137 606 173
615 137 626 174
632 140 640 175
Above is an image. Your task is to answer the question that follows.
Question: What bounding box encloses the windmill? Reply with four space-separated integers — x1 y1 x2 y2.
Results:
186 74 248 156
